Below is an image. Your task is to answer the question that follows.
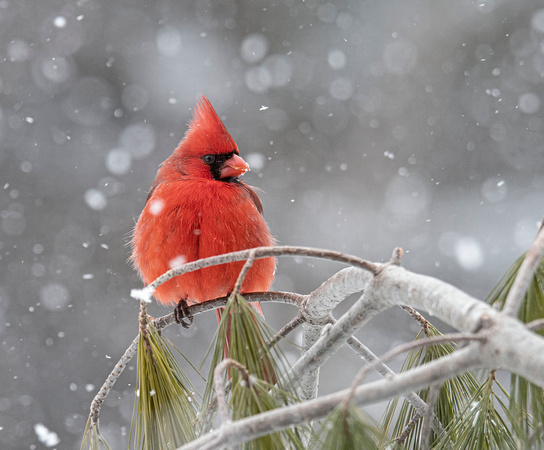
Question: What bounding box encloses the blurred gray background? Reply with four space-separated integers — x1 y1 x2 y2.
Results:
2 0 544 448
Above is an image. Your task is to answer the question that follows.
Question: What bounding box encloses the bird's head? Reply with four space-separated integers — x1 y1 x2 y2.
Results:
173 96 250 181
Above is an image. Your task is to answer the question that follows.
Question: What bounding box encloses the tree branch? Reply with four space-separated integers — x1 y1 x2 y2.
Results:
138 246 377 298
502 224 544 317
86 291 303 427
343 326 457 437
344 333 486 406
295 266 374 399
179 347 481 450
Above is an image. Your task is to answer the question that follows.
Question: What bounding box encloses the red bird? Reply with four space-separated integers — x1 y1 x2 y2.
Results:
131 96 276 323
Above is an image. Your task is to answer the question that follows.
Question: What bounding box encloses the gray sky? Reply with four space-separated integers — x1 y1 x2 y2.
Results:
2 0 544 447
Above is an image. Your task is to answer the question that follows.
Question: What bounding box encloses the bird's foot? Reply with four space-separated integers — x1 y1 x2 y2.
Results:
174 299 193 328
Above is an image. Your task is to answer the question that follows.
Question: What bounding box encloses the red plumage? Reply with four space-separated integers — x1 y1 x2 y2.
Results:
130 97 276 313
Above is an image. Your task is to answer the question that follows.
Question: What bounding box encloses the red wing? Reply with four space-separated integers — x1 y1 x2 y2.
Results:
243 183 264 215
144 174 165 205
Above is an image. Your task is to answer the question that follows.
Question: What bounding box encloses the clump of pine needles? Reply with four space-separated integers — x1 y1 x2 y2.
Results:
433 371 519 449
486 251 544 446
202 294 306 448
227 363 305 449
380 321 481 448
131 317 199 449
314 402 383 449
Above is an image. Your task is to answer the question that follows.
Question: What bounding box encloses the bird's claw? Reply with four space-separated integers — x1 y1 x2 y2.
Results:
174 299 193 328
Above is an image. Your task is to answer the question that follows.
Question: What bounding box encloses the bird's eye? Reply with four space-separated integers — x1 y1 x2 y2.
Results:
202 154 215 164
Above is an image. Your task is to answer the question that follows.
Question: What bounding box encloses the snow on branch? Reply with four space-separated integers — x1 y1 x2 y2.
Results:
85 244 544 449
178 249 544 449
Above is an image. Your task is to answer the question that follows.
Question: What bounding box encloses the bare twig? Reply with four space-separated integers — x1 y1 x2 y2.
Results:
502 224 544 317
142 246 377 297
528 318 544 332
390 247 404 265
214 359 251 426
89 335 139 427
268 314 304 347
151 291 304 332
401 305 430 333
138 300 151 352
344 333 485 408
343 327 444 436
285 282 380 389
397 411 422 447
230 249 257 299
421 383 441 450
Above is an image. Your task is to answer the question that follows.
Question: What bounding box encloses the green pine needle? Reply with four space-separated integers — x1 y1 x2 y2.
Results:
131 320 199 449
229 375 306 449
486 252 544 446
380 323 481 448
80 417 111 450
201 294 305 447
433 372 518 450
314 403 383 450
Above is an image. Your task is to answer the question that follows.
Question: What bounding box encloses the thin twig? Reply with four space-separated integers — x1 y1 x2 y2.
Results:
214 359 251 426
396 412 422 447
421 383 441 450
139 300 151 352
285 274 388 389
344 332 485 407
390 247 404 265
230 249 257 299
268 314 305 347
401 305 430 334
143 246 377 296
151 291 305 332
89 335 139 426
527 318 544 332
502 224 544 316
344 328 444 437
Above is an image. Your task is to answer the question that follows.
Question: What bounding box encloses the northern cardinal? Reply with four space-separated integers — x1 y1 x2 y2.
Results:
130 96 276 324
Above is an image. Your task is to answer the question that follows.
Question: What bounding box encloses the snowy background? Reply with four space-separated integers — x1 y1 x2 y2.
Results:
2 0 544 448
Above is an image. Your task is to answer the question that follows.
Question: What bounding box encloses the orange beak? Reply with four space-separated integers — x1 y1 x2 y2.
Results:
220 154 250 178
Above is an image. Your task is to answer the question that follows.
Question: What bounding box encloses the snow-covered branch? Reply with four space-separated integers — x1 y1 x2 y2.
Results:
87 244 544 449
178 253 544 449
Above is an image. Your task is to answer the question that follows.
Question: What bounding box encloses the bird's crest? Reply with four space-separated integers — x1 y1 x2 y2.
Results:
177 96 238 157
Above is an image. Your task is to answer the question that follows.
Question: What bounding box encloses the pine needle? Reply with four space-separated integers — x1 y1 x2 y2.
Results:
314 403 383 449
80 417 111 450
486 252 544 446
229 375 306 449
201 294 305 447
380 322 481 448
131 320 199 449
433 371 518 450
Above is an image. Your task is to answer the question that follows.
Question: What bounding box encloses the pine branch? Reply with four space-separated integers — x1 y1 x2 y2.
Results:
86 245 544 447
139 246 377 299
86 291 303 429
179 347 481 450
297 266 372 400
502 223 544 316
